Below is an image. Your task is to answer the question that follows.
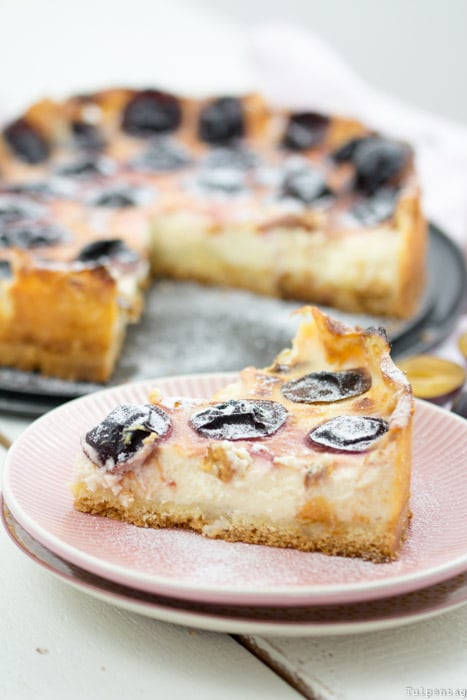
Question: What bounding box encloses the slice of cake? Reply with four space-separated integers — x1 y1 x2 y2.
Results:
72 306 414 561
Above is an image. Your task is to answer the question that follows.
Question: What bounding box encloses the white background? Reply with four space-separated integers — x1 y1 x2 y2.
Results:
195 0 467 123
0 0 466 124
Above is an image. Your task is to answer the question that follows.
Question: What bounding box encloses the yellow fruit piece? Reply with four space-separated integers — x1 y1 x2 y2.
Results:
397 355 465 400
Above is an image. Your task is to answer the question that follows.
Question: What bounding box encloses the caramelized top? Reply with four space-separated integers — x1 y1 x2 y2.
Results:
0 89 419 274
143 306 414 462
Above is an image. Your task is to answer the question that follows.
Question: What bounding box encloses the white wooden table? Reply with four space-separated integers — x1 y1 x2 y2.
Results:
1 412 466 700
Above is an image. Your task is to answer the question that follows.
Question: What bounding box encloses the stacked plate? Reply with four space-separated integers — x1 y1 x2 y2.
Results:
2 372 467 636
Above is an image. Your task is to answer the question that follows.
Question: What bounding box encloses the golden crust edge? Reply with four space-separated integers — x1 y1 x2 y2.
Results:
73 493 411 563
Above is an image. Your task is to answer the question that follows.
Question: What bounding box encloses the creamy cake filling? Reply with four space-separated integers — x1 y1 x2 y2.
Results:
72 307 413 560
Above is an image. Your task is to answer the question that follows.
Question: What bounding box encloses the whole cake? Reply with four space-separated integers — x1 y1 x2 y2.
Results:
0 88 426 382
73 306 414 562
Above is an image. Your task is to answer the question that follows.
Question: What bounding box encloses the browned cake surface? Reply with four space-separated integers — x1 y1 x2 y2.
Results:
73 307 414 561
0 89 426 381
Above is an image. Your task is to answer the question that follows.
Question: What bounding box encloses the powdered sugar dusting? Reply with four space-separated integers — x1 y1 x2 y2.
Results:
67 510 392 590
5 507 467 633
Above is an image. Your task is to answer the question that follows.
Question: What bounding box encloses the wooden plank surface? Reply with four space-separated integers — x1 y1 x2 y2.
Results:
239 606 467 699
0 521 300 700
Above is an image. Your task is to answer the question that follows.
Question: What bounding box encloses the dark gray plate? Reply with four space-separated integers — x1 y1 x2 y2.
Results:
0 224 464 416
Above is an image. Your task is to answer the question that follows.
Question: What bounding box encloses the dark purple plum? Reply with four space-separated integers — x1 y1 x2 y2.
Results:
196 167 246 195
129 139 192 172
0 222 72 249
202 146 258 170
350 188 399 225
190 399 288 440
282 112 329 151
75 238 139 265
3 118 50 164
89 184 153 208
281 167 330 204
281 369 371 404
71 120 106 151
2 180 73 200
331 136 372 163
353 138 409 195
122 90 182 136
82 404 172 471
0 260 12 279
308 415 389 452
0 196 43 223
198 97 244 144
54 155 115 179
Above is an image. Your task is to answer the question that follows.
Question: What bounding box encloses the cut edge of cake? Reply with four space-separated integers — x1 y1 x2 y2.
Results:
72 306 414 562
0 87 427 383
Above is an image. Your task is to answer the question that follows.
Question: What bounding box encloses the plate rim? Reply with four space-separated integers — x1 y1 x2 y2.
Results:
2 372 467 606
3 500 467 637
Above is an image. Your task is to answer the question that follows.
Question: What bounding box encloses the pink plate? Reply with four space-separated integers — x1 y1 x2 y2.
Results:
3 373 467 606
3 500 467 636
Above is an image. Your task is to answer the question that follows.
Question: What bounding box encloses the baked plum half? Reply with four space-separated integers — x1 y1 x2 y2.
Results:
281 369 371 403
308 415 389 453
3 118 50 164
282 112 329 151
75 238 140 266
198 97 245 144
191 399 288 440
122 90 182 136
82 404 172 472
